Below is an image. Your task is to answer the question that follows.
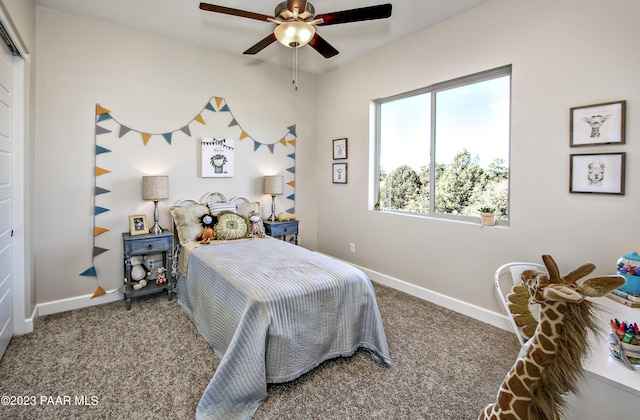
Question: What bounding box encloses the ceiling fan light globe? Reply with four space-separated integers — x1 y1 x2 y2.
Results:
274 21 315 48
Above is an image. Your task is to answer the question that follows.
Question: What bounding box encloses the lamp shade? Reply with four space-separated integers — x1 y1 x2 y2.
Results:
274 21 315 48
263 175 284 195
142 176 169 200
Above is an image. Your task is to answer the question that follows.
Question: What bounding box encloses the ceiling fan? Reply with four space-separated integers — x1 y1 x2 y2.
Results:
199 1 393 58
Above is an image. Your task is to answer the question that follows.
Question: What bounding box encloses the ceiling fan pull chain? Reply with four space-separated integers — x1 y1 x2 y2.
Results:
293 46 299 91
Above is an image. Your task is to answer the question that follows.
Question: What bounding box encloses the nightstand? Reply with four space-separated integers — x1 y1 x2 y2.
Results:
122 231 174 310
263 220 299 245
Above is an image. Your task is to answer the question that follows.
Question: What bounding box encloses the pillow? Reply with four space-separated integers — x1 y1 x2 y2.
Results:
208 201 237 216
170 204 210 245
215 212 249 240
237 201 263 230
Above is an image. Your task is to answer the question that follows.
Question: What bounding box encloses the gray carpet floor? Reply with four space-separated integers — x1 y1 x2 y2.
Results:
0 283 520 419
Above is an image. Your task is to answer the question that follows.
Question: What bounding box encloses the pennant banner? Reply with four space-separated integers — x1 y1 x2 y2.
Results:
87 96 298 299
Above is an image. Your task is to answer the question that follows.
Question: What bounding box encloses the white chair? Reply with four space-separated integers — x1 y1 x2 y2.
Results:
494 262 547 346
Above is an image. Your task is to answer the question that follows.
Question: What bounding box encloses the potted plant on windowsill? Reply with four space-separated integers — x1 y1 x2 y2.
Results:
479 207 496 226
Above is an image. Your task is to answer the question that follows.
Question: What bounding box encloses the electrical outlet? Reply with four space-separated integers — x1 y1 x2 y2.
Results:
146 258 154 270
349 243 356 253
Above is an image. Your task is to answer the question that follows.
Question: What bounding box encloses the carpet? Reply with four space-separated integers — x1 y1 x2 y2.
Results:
0 283 520 419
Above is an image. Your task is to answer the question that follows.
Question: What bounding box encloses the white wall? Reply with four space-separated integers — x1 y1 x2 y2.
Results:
316 0 640 317
35 7 318 305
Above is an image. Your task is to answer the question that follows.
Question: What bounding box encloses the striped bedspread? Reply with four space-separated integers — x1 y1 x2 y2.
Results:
177 236 391 420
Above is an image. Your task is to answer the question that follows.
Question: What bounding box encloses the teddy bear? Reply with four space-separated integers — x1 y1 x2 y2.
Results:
248 210 265 238
196 214 216 244
130 255 149 290
155 266 167 285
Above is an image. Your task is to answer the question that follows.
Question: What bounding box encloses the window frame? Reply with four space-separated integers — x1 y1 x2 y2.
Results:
372 65 512 224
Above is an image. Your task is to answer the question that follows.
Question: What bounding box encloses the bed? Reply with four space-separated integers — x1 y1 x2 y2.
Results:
169 193 391 420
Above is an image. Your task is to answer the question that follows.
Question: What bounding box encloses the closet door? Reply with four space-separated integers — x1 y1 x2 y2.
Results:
0 37 14 359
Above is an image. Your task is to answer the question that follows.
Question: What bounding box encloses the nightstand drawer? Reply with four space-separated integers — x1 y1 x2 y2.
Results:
125 235 172 255
266 221 298 237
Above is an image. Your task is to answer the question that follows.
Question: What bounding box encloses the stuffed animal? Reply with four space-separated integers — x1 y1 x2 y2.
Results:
277 212 296 222
130 255 149 290
196 214 216 244
155 267 167 285
248 211 265 238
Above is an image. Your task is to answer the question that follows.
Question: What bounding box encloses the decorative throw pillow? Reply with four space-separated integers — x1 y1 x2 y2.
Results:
215 212 249 240
169 204 210 245
208 201 237 216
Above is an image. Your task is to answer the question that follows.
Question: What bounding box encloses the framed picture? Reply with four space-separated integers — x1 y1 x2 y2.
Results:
569 152 625 195
332 163 348 184
129 214 148 236
202 138 235 177
333 138 348 160
570 100 625 146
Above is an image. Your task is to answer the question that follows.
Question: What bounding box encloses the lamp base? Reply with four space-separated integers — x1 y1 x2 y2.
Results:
149 223 164 234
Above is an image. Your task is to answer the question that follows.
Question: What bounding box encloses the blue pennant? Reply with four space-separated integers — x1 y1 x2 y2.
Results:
253 141 261 151
288 125 297 137
205 102 216 112
219 104 230 112
94 206 109 215
96 145 111 155
79 267 97 277
162 133 172 144
287 153 295 160
97 114 112 122
287 194 295 201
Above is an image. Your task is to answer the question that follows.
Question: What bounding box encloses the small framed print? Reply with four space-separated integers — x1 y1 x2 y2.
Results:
333 138 348 160
570 152 625 195
570 100 625 146
129 214 148 236
332 163 348 184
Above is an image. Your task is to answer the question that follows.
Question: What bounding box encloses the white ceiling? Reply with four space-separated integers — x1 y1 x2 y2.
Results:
35 0 489 74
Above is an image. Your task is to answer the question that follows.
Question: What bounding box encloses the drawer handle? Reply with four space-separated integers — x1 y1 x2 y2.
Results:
148 244 153 250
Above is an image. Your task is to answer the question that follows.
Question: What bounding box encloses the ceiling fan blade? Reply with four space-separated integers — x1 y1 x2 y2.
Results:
199 2 273 22
316 4 392 26
243 33 277 55
308 34 339 58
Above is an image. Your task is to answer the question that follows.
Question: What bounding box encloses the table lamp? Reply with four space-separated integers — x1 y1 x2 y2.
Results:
142 175 169 234
263 175 283 222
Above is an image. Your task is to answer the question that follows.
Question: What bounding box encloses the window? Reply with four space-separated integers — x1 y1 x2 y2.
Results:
373 66 511 223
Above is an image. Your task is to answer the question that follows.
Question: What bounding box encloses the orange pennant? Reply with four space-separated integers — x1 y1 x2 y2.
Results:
215 97 224 109
96 104 111 115
94 226 109 236
288 139 296 146
239 131 249 140
194 114 205 125
91 286 106 299
279 137 288 146
95 167 111 176
141 133 152 145
287 180 295 187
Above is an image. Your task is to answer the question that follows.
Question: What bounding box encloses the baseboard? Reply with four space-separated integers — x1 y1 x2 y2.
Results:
37 289 124 317
353 263 513 333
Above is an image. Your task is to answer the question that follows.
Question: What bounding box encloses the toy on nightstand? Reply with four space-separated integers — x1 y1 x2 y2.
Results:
197 214 216 244
248 211 265 238
155 267 167 285
130 255 149 290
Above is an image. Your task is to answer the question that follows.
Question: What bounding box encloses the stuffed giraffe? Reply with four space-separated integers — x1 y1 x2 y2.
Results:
480 255 625 420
